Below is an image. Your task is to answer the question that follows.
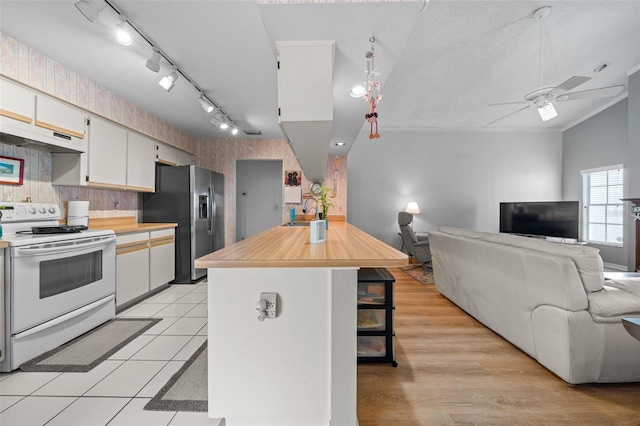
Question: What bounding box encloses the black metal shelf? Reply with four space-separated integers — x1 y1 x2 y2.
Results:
357 267 397 367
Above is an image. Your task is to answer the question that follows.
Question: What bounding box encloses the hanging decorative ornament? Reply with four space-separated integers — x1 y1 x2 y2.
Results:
363 36 381 139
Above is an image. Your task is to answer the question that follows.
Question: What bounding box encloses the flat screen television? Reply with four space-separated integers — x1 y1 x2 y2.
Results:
499 201 579 240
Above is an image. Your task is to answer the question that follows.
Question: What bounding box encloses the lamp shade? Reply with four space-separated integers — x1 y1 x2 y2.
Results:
405 202 421 214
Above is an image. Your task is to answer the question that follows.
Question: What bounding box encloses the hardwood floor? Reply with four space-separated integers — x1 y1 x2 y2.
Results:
356 268 640 425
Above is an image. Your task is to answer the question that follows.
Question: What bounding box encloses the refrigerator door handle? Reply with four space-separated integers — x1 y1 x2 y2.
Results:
209 184 214 235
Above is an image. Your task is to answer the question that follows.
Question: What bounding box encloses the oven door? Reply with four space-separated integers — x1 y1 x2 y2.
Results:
10 234 116 334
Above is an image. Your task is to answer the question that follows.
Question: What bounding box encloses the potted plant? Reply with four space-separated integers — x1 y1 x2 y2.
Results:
318 184 335 226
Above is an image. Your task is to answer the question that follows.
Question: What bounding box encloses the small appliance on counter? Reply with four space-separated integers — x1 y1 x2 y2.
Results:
67 200 90 227
0 202 116 372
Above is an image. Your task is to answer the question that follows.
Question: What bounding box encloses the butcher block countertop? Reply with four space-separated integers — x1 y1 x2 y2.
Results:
86 216 177 235
195 220 408 268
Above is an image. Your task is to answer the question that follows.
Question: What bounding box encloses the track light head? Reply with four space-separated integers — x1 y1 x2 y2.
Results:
198 96 215 113
159 71 178 92
145 49 161 73
74 0 105 22
115 16 132 46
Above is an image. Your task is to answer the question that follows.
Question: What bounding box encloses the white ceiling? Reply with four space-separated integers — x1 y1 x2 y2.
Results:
1 0 639 156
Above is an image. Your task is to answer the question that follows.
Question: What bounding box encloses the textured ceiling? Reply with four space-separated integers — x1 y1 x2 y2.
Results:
1 0 639 156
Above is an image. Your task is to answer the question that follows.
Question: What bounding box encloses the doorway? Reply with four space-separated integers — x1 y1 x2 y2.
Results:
235 159 283 242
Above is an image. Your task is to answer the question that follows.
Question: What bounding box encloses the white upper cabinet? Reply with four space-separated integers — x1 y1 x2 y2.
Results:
35 96 86 139
177 149 195 166
155 142 178 165
127 132 155 192
155 141 195 166
0 79 34 124
87 116 128 189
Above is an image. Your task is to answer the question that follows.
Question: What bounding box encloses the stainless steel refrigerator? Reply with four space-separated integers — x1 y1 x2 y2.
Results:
142 165 224 283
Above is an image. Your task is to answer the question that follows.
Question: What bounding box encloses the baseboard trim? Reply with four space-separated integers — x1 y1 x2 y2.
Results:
603 262 628 271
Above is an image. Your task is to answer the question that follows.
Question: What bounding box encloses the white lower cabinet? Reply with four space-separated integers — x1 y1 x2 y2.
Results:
116 232 150 307
0 251 4 363
150 229 175 290
116 228 175 308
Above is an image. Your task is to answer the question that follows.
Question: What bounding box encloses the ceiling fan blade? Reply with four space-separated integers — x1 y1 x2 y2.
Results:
551 76 591 93
556 85 624 102
488 101 528 107
487 105 530 125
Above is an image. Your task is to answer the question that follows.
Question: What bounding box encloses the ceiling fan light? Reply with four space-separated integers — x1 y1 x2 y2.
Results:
145 49 161 73
74 0 105 22
231 127 239 136
219 121 230 130
537 103 558 121
159 71 178 91
198 96 214 113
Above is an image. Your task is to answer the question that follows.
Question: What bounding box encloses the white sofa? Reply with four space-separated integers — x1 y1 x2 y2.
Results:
428 226 640 384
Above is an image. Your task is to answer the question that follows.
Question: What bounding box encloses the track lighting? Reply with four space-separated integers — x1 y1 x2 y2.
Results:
75 0 237 131
159 71 178 92
198 96 214 113
537 103 558 121
145 49 161 73
115 16 132 46
74 0 105 22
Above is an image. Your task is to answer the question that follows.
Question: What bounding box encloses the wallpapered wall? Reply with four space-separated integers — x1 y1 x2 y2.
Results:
0 32 196 218
197 138 347 246
0 32 348 242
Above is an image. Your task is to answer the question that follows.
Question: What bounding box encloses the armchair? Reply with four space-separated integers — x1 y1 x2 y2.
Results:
398 212 431 273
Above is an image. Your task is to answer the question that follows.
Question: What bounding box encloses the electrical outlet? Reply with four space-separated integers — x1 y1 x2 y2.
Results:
260 292 277 318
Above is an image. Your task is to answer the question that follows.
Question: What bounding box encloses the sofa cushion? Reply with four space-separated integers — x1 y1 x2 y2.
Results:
481 233 605 293
587 278 640 322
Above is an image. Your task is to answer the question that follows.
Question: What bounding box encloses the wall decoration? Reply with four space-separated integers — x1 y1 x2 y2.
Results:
284 170 301 186
0 155 24 185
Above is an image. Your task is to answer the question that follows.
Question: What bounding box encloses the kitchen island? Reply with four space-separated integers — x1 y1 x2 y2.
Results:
194 220 407 426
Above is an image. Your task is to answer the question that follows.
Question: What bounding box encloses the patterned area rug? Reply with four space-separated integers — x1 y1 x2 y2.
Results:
400 263 435 284
145 341 208 412
21 318 161 373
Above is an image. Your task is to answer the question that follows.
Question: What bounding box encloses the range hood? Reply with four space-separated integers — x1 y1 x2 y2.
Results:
0 131 85 154
277 41 335 183
1 77 87 154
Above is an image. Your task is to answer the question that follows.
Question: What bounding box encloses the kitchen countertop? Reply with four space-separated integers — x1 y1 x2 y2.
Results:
195 220 408 268
86 217 177 235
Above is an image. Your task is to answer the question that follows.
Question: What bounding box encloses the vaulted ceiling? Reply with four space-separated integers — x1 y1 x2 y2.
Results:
1 0 639 156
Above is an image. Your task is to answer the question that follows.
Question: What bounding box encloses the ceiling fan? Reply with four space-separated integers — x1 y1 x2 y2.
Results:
488 76 625 125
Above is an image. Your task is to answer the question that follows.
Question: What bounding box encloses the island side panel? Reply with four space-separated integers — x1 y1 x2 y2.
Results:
207 267 357 426
330 268 358 425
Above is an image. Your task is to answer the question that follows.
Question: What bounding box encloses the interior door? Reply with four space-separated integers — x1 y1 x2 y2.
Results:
235 160 283 241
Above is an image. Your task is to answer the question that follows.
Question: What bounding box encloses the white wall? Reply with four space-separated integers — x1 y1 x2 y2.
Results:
562 99 629 267
347 129 563 247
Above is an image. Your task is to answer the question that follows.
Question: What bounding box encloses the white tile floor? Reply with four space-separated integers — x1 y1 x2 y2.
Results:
0 281 221 426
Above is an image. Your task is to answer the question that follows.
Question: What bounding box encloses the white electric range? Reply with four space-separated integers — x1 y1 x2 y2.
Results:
0 202 116 372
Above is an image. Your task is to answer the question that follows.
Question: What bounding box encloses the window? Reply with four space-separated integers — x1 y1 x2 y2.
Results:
581 165 624 246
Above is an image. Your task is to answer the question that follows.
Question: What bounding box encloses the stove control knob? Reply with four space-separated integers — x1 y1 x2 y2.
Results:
39 207 46 214
28 207 36 214
48 207 56 214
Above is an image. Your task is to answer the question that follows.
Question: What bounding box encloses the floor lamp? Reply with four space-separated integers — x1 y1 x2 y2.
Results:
405 202 420 229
